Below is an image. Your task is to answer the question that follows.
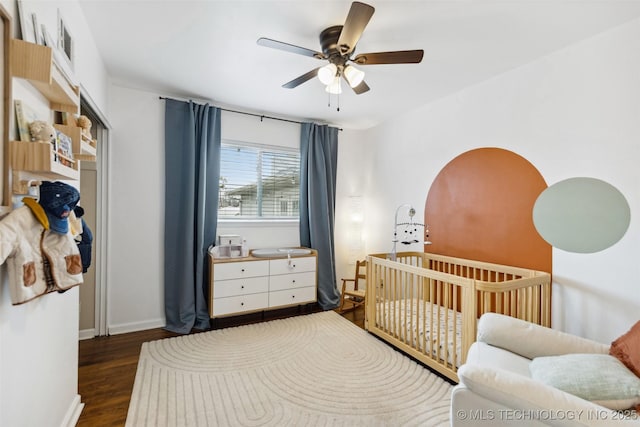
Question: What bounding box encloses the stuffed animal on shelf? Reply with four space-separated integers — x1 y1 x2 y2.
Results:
76 115 92 138
28 120 56 143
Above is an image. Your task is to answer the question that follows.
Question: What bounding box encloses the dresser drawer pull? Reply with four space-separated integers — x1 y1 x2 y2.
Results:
241 302 244 306
241 285 244 289
241 268 245 272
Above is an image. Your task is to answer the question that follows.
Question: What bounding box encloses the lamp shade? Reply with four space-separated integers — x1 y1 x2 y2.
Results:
317 63 338 85
325 76 342 94
344 65 365 88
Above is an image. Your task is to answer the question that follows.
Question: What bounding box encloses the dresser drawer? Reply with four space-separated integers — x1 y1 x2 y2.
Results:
269 256 316 276
269 271 316 292
213 260 269 281
269 287 316 308
213 276 269 298
212 293 269 317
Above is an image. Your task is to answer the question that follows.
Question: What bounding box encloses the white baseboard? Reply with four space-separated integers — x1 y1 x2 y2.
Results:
108 318 166 335
61 394 84 427
79 328 96 340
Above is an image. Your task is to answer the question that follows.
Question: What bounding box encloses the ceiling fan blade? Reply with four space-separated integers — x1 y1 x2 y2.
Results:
283 68 321 89
337 2 375 55
353 50 424 65
341 74 370 94
257 37 324 59
352 80 370 95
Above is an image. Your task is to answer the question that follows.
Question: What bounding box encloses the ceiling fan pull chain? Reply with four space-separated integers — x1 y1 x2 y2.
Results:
337 92 340 112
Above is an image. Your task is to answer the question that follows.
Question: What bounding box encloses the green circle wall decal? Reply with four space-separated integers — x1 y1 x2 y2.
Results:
533 177 630 253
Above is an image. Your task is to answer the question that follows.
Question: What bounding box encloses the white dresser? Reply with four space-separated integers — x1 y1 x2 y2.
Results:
209 250 317 318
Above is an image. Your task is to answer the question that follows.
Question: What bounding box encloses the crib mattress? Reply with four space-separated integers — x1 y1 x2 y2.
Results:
376 299 463 367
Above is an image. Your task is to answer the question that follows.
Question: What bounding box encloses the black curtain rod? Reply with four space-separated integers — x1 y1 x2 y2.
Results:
159 96 342 131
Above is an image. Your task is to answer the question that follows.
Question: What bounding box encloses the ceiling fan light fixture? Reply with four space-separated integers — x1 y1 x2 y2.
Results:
317 63 338 85
325 76 342 94
344 64 365 88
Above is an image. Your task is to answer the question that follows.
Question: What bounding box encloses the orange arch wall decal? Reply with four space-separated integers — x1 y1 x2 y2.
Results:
424 147 552 273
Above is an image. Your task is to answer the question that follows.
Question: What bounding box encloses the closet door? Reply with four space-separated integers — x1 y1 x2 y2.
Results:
79 164 97 336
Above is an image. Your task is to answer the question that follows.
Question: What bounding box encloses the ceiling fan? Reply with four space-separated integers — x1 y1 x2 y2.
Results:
257 1 424 95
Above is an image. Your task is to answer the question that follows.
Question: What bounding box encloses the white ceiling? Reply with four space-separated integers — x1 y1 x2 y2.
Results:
79 0 640 130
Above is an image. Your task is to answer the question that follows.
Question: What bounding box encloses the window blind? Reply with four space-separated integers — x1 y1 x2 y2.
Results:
218 141 300 219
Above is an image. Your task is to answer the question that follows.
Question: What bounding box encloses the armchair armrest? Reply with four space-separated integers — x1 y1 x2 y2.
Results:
456 364 620 427
477 313 609 359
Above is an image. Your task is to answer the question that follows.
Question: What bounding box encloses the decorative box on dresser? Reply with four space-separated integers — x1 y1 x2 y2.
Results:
209 249 318 318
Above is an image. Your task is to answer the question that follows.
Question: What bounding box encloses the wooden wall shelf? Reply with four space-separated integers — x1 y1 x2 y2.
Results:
11 39 80 114
10 140 79 181
54 124 97 161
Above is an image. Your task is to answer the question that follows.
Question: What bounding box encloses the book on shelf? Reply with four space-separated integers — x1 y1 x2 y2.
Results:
55 130 74 167
14 100 40 142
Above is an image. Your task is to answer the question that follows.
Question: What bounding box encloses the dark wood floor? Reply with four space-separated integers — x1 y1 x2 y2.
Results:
77 306 364 426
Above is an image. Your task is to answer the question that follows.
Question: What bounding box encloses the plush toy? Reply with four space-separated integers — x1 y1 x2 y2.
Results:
28 120 56 143
76 115 92 138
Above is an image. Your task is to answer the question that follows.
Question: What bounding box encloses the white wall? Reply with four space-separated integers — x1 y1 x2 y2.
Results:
106 86 302 333
0 1 109 426
334 128 374 282
336 17 640 344
107 85 165 334
0 278 82 426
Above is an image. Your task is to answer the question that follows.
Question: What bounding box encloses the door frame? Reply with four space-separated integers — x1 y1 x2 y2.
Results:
80 88 111 337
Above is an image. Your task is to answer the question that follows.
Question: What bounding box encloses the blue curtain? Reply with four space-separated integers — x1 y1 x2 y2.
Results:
164 99 221 333
300 123 340 310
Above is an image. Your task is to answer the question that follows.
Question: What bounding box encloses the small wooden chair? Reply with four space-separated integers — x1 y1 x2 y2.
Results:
339 259 367 313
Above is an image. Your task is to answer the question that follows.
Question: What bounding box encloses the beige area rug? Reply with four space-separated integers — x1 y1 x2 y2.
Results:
126 311 452 426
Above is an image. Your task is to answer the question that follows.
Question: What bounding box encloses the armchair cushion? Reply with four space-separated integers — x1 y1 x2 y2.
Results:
610 320 640 378
477 313 609 359
530 354 640 411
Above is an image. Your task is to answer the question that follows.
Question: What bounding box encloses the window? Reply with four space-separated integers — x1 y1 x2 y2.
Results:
218 141 300 219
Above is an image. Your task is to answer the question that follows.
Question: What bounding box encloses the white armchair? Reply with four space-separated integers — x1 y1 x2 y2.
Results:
451 313 640 426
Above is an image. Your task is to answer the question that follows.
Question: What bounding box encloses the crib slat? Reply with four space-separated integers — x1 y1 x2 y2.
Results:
443 281 449 367
452 282 458 368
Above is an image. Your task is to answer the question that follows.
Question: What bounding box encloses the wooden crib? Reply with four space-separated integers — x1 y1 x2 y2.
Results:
365 251 551 382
